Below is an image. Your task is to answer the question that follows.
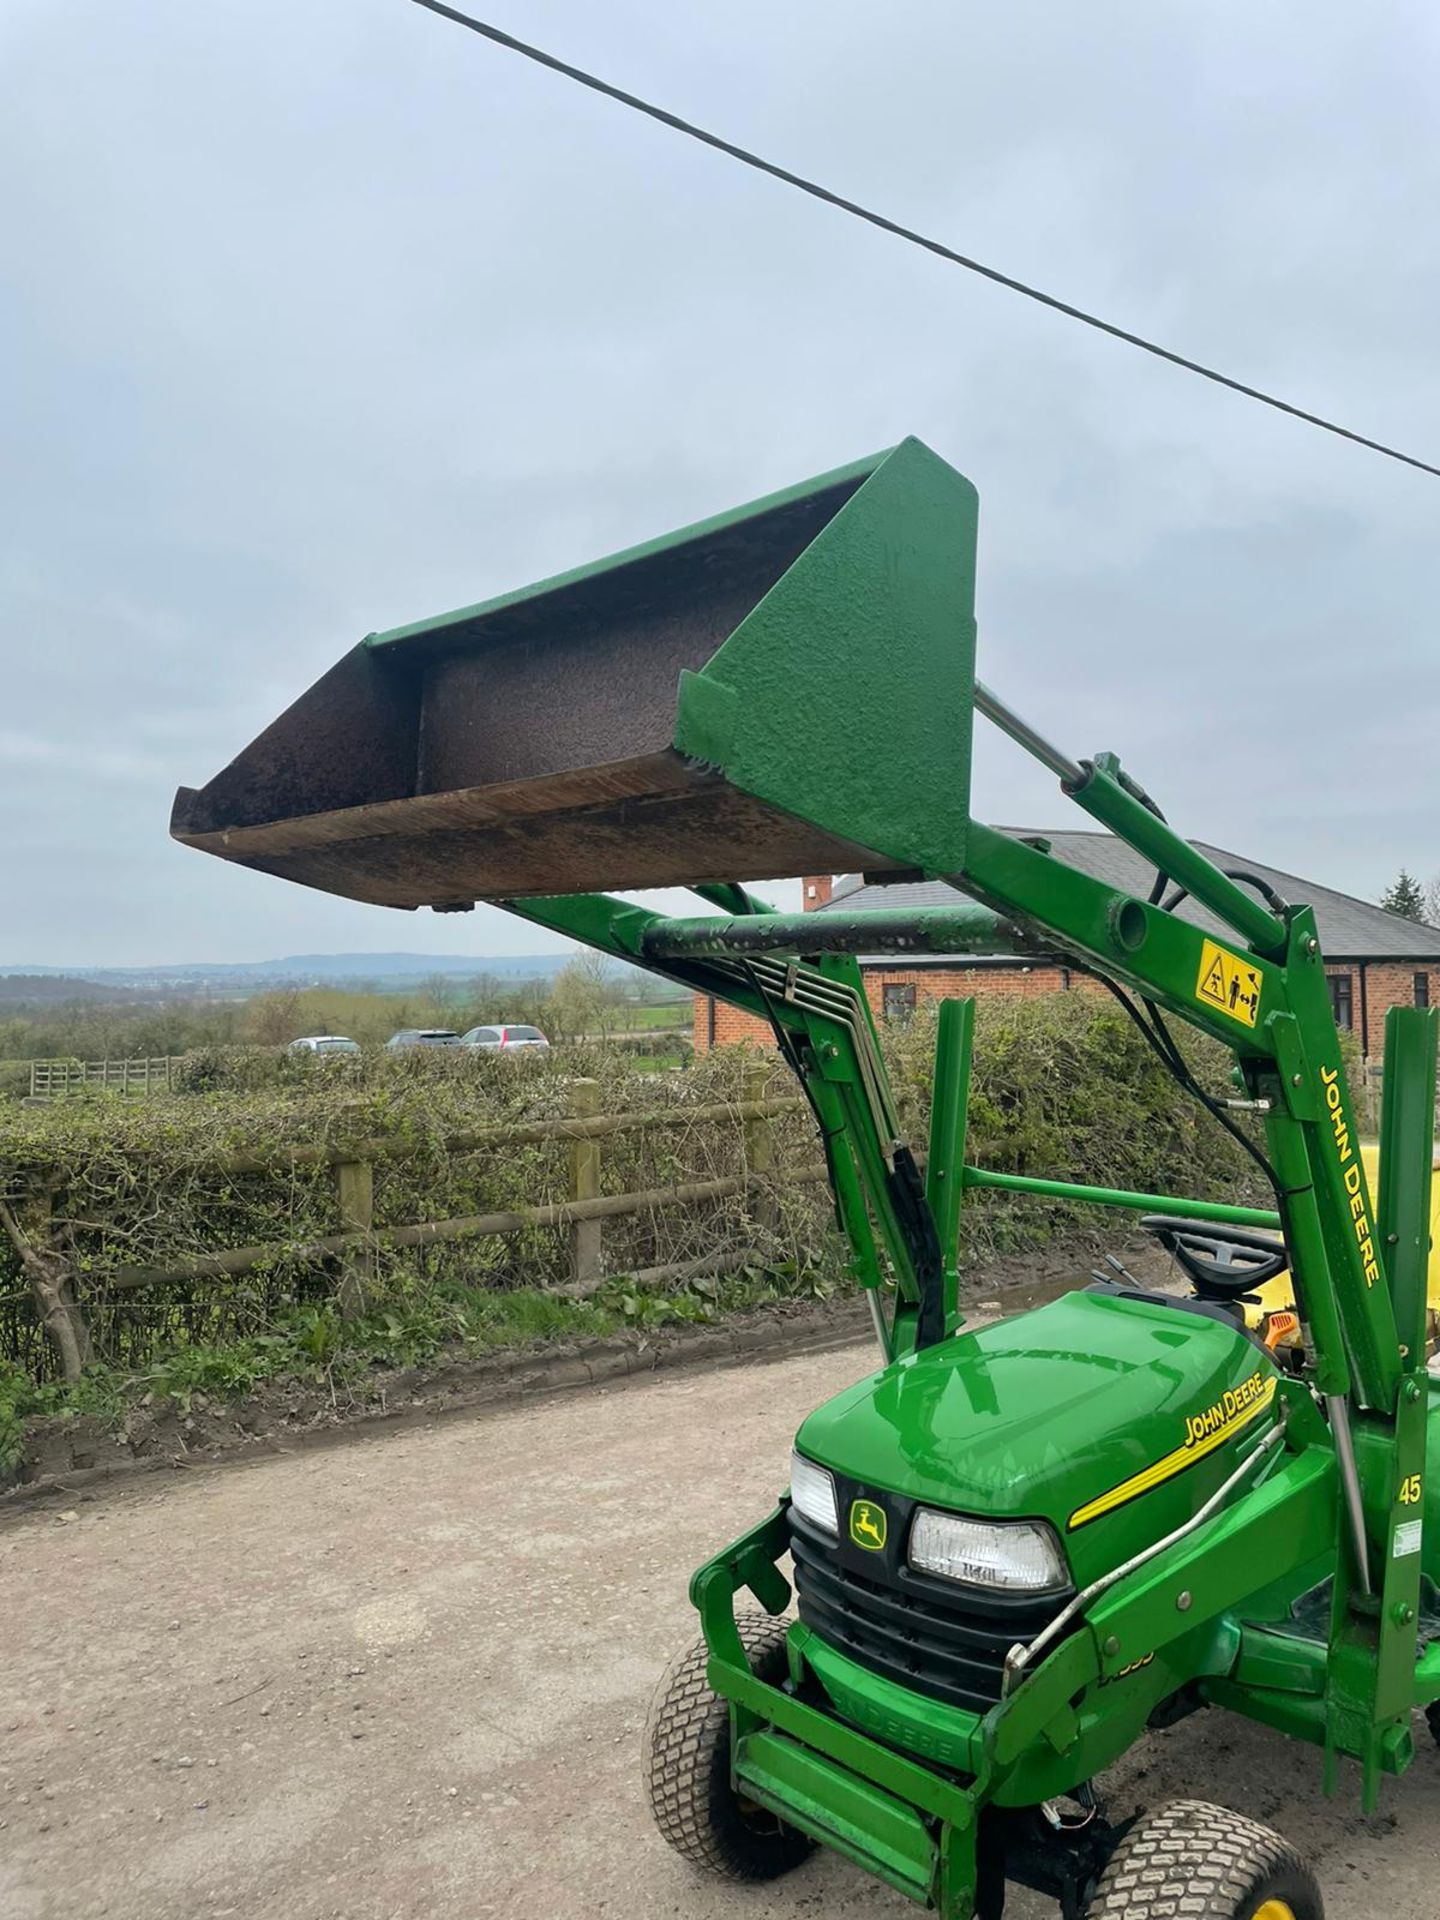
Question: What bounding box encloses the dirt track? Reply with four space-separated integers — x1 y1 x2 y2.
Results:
3 1335 1437 1919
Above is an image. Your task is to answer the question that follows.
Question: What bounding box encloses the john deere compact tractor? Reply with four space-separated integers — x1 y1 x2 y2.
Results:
175 438 1440 1918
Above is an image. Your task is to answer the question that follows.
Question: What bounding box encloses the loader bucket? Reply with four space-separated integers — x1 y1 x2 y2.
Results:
171 436 978 908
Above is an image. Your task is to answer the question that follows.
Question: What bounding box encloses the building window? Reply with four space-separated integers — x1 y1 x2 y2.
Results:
1416 973 1431 1010
1328 973 1353 1030
882 982 917 1023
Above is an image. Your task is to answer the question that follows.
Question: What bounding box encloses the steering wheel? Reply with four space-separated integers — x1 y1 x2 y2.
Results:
1139 1215 1288 1302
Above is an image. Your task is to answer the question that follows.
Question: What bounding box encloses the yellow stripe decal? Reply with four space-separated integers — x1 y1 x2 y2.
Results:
1068 1378 1277 1531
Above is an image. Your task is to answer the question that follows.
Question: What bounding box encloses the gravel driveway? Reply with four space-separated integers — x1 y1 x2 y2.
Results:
2 1336 1435 1918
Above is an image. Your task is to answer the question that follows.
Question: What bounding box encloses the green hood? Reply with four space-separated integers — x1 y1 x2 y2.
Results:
796 1289 1281 1587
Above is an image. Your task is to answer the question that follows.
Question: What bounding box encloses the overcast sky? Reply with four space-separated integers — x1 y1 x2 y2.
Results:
3 0 1438 968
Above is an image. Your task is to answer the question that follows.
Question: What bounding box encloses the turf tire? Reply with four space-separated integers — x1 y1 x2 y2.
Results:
1085 1799 1322 1918
644 1611 815 1882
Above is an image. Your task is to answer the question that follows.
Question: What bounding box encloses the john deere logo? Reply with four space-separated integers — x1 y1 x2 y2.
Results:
849 1500 887 1552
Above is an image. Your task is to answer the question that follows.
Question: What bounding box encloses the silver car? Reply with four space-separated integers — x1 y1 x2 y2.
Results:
460 1024 550 1052
288 1035 361 1055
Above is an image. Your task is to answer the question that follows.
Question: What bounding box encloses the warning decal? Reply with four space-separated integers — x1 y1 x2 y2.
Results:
1195 939 1262 1028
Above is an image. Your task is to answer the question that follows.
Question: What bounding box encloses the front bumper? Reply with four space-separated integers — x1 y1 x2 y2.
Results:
689 1502 989 1913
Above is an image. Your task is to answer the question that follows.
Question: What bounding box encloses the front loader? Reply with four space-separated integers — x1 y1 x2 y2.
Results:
174 436 1440 1919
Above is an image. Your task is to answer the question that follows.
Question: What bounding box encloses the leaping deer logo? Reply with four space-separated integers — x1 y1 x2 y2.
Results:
850 1501 887 1551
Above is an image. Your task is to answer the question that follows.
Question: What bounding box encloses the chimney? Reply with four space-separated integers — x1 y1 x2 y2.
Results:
802 874 833 912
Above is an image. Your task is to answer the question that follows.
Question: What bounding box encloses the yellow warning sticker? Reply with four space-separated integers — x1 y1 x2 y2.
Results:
1195 939 1262 1028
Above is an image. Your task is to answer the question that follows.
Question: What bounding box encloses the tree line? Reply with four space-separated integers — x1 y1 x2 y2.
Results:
0 954 685 1064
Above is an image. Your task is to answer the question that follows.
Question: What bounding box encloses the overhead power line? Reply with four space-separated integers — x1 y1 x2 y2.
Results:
409 0 1440 481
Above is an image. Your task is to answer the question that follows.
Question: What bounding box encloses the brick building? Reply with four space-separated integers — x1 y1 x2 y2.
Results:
692 830 1440 1058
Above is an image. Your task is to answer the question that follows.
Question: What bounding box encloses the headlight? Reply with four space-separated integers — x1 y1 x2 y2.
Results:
909 1509 1066 1595
789 1451 839 1535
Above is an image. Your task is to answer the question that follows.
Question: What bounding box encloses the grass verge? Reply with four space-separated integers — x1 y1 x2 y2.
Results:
0 1259 832 1473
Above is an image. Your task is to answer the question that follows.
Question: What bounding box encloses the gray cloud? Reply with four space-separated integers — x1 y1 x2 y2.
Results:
3 0 1438 966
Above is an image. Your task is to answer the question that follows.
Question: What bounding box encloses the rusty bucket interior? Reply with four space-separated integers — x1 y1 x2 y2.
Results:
172 436 980 910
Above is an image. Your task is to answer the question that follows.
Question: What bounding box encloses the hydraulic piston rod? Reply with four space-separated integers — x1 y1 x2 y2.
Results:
974 681 1084 786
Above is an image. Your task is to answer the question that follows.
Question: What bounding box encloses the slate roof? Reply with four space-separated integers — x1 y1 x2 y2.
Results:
822 830 1440 963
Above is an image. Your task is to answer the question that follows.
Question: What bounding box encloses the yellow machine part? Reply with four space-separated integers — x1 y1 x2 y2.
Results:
1246 1143 1440 1345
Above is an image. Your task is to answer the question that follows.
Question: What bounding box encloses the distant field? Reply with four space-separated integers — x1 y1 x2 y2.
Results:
615 1002 692 1031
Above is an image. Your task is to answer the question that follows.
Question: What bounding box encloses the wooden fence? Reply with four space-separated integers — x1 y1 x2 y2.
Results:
28 1057 177 1101
4 1066 822 1378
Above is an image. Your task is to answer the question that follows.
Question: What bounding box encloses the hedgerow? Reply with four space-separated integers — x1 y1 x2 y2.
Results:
0 995 1278 1447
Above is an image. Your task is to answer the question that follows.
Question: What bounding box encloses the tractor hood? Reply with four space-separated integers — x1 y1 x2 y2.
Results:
796 1289 1281 1587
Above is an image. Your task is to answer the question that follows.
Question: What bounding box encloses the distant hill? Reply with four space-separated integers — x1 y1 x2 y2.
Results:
0 973 138 1006
0 952 576 996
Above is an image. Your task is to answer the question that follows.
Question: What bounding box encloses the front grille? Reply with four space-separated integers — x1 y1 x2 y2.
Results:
789 1512 1066 1715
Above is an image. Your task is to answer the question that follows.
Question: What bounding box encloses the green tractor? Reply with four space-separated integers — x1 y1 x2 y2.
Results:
174 437 1439 1918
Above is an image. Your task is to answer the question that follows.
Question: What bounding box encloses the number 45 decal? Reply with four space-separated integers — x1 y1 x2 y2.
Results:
1399 1475 1423 1506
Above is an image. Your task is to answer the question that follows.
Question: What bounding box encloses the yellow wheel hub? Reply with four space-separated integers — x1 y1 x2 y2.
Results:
1253 1904 1296 1920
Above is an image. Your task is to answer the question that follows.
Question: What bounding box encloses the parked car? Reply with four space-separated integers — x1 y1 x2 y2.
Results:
385 1029 462 1050
288 1035 361 1055
461 1024 550 1052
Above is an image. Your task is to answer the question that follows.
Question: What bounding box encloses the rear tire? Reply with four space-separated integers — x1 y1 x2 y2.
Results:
1085 1799 1322 1918
644 1611 815 1882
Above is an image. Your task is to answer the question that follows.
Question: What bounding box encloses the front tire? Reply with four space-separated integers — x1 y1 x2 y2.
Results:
644 1611 815 1882
1085 1799 1322 1918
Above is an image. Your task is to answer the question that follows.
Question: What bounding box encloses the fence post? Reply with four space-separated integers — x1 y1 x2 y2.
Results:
569 1078 603 1292
335 1156 376 1320
744 1057 778 1234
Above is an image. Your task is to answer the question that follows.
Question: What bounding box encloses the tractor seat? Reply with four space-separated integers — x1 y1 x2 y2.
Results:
1140 1215 1287 1303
